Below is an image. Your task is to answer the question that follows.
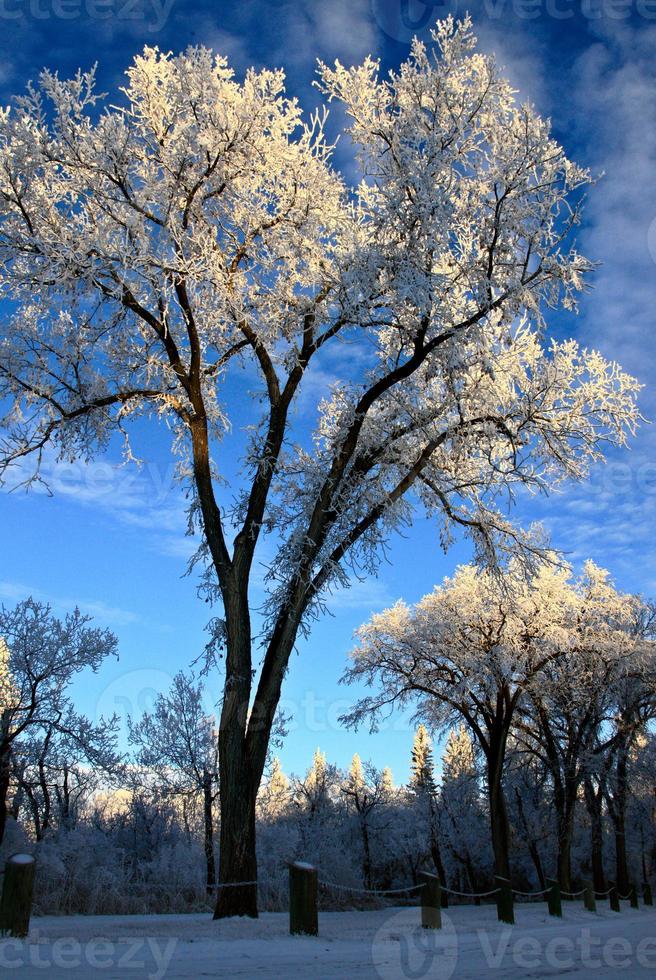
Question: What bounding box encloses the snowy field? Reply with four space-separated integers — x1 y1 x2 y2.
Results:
2 902 656 979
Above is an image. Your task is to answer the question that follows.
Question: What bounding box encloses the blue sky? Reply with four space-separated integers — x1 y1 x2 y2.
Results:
0 1 655 784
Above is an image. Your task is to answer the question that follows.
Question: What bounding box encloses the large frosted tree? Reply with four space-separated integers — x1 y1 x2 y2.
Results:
515 564 650 890
0 19 640 915
342 562 588 879
342 562 652 885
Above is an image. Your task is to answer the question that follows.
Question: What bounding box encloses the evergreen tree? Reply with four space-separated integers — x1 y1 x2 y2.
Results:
442 725 476 783
410 725 437 796
439 725 488 890
258 757 291 822
381 767 395 801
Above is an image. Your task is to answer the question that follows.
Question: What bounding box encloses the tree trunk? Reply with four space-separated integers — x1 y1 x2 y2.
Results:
487 745 511 880
361 816 372 891
213 767 257 918
428 796 447 890
203 769 216 896
614 818 629 896
0 741 11 846
514 786 546 890
556 792 577 891
550 766 578 892
584 776 606 893
612 741 630 895
557 826 572 892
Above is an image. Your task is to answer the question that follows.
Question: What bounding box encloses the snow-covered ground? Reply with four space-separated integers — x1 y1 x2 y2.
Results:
2 901 656 978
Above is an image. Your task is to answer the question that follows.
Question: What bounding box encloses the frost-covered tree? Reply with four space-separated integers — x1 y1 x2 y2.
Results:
516 565 651 889
505 747 552 890
257 756 291 822
0 599 118 846
598 603 656 893
341 754 390 889
439 725 488 891
293 748 338 818
410 724 437 795
12 723 118 841
0 19 641 915
0 638 14 710
129 672 219 893
406 724 447 886
342 561 584 879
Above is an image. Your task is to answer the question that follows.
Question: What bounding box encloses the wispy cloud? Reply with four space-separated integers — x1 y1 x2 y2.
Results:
323 576 395 612
0 578 168 630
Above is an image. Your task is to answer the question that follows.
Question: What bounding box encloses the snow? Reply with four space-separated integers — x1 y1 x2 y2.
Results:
2 902 655 978
8 854 34 865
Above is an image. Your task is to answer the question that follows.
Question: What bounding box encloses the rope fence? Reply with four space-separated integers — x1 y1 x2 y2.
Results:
513 888 550 898
197 862 653 938
207 880 259 890
318 878 423 897
443 886 500 899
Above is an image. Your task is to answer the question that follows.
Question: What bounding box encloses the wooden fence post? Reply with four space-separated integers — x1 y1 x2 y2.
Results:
583 881 596 913
0 853 36 938
495 876 514 925
609 882 620 913
630 883 639 909
643 882 653 907
419 871 441 929
546 878 562 918
289 862 318 936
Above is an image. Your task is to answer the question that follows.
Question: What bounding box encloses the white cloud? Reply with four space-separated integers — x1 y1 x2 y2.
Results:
324 576 395 612
0 579 161 629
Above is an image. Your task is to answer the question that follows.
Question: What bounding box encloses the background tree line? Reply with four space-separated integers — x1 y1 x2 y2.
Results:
1 580 654 915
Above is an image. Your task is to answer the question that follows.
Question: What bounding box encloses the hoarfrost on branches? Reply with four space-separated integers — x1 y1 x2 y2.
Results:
0 17 643 914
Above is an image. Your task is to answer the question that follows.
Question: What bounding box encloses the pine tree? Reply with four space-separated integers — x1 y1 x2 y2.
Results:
442 725 476 782
346 754 366 796
295 748 336 817
410 725 437 796
381 766 395 800
439 725 488 889
259 756 290 821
